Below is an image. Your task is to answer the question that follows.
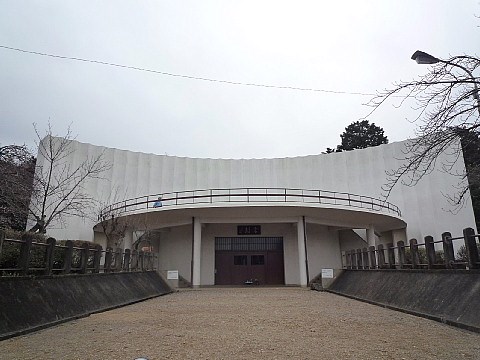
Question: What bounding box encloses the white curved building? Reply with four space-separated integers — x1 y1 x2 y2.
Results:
35 137 476 286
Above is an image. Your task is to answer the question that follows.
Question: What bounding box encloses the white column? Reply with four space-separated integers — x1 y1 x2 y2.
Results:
192 217 202 287
366 226 376 247
297 218 308 287
123 229 133 251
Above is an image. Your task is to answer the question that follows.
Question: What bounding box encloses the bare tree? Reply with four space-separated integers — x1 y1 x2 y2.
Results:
29 124 111 233
366 51 480 211
96 187 130 249
0 144 36 230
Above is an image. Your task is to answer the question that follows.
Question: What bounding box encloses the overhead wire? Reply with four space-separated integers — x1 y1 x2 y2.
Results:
0 45 379 96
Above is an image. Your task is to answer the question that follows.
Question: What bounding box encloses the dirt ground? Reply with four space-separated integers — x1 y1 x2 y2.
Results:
1 287 479 360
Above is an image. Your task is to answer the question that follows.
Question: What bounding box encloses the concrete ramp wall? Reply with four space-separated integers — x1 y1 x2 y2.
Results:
0 271 173 340
328 270 480 332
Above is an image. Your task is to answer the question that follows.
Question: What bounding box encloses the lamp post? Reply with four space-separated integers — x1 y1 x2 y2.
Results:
411 50 480 116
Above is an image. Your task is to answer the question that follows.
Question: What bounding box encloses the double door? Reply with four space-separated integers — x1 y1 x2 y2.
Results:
215 251 284 285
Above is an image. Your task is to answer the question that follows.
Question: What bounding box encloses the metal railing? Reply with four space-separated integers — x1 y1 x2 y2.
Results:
341 227 480 270
0 232 157 277
99 187 402 219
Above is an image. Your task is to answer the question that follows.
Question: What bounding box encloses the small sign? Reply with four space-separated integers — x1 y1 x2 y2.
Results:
167 270 179 280
321 268 334 279
237 225 261 235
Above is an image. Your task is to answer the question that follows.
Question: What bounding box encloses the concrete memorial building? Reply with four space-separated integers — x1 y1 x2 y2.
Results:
34 137 476 287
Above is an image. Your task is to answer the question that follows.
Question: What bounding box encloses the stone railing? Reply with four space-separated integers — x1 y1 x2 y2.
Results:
0 231 156 276
342 227 480 270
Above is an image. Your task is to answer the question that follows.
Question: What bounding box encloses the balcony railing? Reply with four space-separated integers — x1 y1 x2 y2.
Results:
99 187 401 219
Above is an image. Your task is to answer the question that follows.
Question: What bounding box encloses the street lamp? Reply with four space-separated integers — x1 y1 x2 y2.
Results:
411 50 480 115
411 50 439 64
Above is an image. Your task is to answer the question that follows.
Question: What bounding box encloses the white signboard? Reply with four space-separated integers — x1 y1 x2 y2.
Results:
321 268 334 279
167 270 179 280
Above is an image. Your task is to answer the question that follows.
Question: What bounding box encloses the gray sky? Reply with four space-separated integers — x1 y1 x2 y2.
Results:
0 1 479 159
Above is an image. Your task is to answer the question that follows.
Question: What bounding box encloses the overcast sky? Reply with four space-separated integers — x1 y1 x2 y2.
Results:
0 1 479 159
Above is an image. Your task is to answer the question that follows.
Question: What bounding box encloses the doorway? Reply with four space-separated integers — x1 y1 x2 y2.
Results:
214 237 284 285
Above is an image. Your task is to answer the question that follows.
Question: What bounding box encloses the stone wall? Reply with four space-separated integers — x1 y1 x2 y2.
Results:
0 271 172 340
328 270 480 332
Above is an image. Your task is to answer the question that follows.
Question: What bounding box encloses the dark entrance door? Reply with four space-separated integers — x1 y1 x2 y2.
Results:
215 237 284 285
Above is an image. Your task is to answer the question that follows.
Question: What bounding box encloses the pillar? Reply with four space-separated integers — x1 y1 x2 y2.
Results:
123 229 133 251
366 226 376 247
192 217 202 287
297 218 308 287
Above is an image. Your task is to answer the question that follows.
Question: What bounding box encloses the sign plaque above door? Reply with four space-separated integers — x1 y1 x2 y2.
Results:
237 225 261 235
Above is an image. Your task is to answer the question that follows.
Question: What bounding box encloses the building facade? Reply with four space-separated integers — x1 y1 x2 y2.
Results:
33 137 476 286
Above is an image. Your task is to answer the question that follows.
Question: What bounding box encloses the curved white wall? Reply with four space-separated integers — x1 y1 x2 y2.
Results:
34 137 476 242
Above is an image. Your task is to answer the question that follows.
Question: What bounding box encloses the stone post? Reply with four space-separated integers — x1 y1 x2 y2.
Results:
44 237 56 275
139 250 145 271
409 239 420 269
442 232 455 269
123 249 131 271
362 248 369 269
19 234 33 275
104 248 113 273
424 236 436 269
0 230 5 259
346 250 352 269
356 248 362 269
350 250 356 269
386 243 395 269
63 240 73 274
397 241 406 269
131 249 138 271
377 244 386 268
463 227 480 269
93 245 102 273
114 248 123 272
368 246 377 269
79 242 90 274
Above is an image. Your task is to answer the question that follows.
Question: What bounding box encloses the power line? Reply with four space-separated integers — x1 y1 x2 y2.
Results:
0 45 378 96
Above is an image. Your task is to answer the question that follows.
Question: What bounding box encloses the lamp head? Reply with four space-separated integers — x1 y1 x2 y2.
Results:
411 50 439 64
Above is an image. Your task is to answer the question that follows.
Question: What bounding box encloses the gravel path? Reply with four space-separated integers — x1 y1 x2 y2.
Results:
1 287 479 359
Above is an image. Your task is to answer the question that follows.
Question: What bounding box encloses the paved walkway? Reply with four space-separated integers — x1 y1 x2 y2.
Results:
1 287 479 359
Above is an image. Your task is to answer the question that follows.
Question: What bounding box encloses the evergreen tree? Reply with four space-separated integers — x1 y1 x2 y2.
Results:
338 120 388 151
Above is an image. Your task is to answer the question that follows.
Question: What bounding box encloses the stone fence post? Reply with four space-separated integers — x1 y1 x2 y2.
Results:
377 244 386 268
362 248 369 269
19 234 33 276
368 246 377 269
80 242 90 274
63 240 73 274
410 239 420 268
104 248 113 273
424 236 436 269
123 249 131 271
44 237 56 275
442 232 455 269
93 245 102 273
114 248 123 272
463 227 480 269
0 230 4 259
356 249 362 269
139 251 145 271
131 250 138 271
350 250 356 269
386 243 395 269
397 241 406 269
